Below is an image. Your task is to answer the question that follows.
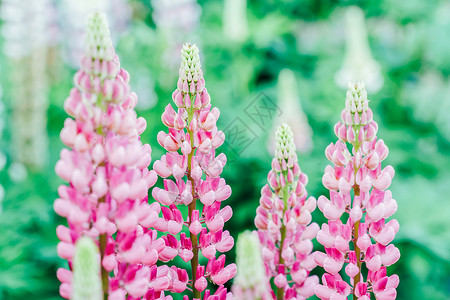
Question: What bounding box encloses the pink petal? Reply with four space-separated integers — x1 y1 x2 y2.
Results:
324 257 343 274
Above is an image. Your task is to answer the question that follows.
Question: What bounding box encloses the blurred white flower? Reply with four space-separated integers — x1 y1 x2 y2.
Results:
404 72 450 141
152 0 200 30
72 238 102 300
232 231 270 300
269 69 313 154
8 162 28 182
1 0 54 57
335 6 383 93
133 68 158 110
151 0 201 68
223 0 248 42
424 2 450 71
0 73 4 211
1 0 51 169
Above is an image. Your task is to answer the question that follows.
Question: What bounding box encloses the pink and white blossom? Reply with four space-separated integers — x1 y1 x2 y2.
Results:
255 123 319 300
54 13 170 299
314 82 400 299
152 43 235 299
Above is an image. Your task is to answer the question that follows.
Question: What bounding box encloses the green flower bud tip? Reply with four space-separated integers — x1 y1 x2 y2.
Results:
179 43 202 82
275 123 296 162
85 12 114 61
345 81 369 113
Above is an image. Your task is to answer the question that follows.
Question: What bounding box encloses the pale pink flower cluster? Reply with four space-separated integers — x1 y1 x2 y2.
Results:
255 123 319 299
54 13 171 299
152 43 235 299
314 82 400 299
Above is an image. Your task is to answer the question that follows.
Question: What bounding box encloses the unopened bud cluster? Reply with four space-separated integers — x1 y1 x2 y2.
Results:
335 82 378 146
274 123 297 167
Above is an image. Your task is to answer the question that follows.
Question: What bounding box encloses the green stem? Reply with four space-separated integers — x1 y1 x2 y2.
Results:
98 197 109 300
90 72 109 299
352 186 362 300
351 128 362 300
276 173 289 300
276 225 286 300
186 108 201 299
96 90 108 299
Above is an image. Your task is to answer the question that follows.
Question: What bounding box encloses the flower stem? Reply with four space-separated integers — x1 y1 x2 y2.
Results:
276 177 289 300
352 185 362 300
276 224 286 300
98 197 109 300
187 109 201 299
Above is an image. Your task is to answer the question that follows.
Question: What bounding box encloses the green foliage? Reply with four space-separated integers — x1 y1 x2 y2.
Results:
0 0 449 299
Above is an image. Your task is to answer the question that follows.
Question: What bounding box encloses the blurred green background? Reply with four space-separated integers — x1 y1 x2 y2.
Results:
0 0 449 299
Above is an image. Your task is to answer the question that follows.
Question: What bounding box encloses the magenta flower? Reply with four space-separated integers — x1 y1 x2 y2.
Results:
314 82 400 300
255 123 319 300
54 13 171 299
152 43 235 299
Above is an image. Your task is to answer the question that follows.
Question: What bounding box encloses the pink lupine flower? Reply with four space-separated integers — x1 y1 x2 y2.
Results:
314 82 400 299
54 13 170 299
152 43 235 299
255 123 319 300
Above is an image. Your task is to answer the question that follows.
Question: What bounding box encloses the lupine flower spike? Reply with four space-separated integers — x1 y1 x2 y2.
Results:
232 231 271 300
314 82 400 299
152 43 236 299
255 123 319 300
54 13 171 299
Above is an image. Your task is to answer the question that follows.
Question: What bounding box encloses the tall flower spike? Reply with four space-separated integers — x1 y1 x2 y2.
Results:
335 6 383 93
72 237 102 300
54 13 170 300
315 82 400 300
153 43 235 299
232 231 271 300
255 123 319 300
